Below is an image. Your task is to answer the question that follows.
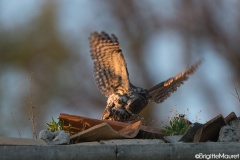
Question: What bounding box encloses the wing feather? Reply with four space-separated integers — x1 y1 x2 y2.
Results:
148 60 201 103
90 31 130 97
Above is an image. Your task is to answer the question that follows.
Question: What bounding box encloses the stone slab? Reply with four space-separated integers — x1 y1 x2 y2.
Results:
100 139 164 145
116 142 240 160
0 139 240 160
0 144 116 160
0 137 47 146
164 135 183 143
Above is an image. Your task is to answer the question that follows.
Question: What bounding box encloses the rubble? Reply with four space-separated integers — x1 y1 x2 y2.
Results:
218 120 240 142
37 112 240 144
52 131 71 145
230 119 240 127
193 114 227 142
1 112 240 159
164 135 183 143
39 129 70 145
71 121 141 143
179 122 202 142
59 113 164 143
224 112 238 124
57 112 240 144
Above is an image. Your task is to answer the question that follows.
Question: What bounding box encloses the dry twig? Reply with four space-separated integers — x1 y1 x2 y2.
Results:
11 112 21 138
229 78 240 104
28 72 37 139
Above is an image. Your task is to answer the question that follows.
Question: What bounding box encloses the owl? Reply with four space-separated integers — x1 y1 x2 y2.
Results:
89 31 201 122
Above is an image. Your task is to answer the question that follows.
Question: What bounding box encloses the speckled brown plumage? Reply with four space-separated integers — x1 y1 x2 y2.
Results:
89 31 201 122
90 32 130 97
147 60 201 103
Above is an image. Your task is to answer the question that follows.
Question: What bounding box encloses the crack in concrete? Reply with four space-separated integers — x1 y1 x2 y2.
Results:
115 144 118 160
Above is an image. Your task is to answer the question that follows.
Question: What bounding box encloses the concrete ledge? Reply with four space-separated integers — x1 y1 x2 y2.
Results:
0 140 240 160
0 137 47 146
0 143 116 160
115 141 240 160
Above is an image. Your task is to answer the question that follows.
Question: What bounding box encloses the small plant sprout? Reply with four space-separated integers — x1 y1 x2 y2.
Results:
46 117 71 133
161 114 190 136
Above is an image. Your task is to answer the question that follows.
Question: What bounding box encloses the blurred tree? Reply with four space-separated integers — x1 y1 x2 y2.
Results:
0 1 71 136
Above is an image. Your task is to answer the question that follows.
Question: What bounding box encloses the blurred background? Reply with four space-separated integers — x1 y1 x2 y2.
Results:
1 0 240 138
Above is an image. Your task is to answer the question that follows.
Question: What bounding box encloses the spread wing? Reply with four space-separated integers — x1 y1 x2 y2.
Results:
89 31 130 97
148 60 201 103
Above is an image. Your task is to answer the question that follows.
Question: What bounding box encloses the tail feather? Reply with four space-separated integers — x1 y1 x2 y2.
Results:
147 60 201 103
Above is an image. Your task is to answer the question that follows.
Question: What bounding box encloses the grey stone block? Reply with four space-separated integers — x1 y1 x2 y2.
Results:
100 139 164 145
164 135 183 143
0 139 240 160
218 125 240 142
0 144 116 160
39 129 70 145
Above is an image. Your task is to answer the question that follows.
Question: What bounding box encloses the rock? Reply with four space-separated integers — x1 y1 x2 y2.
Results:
194 114 227 142
52 131 70 145
38 129 70 145
224 112 238 124
38 129 54 143
218 120 240 142
230 119 240 127
53 131 60 137
164 135 183 143
179 123 203 142
218 126 239 142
